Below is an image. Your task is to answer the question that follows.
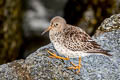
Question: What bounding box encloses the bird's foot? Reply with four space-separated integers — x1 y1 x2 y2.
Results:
47 50 70 60
68 57 82 74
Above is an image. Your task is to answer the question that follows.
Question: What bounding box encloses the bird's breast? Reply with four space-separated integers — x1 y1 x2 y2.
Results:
49 31 63 43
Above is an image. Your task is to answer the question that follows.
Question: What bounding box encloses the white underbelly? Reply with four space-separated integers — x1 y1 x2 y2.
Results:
53 42 90 58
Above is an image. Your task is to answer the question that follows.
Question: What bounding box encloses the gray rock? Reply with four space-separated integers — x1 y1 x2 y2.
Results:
0 14 120 80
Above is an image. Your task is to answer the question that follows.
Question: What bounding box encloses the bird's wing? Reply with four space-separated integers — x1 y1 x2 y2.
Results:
62 25 111 55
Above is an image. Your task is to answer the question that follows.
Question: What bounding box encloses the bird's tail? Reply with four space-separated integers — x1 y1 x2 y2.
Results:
87 50 112 56
99 50 112 56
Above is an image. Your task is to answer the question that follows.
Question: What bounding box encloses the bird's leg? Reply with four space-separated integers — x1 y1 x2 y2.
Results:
47 50 70 60
68 57 82 74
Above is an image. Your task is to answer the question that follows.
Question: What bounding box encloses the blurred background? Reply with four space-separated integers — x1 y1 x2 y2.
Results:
0 0 120 64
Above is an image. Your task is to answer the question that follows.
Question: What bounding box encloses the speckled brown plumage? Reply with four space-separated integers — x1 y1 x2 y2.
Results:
42 16 112 73
47 16 111 57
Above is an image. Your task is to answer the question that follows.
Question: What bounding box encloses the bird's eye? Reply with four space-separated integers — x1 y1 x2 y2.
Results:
56 23 58 26
54 23 58 27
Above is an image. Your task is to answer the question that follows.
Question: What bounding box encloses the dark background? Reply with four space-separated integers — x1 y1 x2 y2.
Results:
0 0 120 64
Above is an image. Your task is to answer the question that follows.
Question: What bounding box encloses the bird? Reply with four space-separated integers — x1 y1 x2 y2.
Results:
41 16 112 73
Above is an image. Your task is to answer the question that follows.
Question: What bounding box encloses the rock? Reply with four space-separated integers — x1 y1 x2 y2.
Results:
0 14 120 80
94 14 120 37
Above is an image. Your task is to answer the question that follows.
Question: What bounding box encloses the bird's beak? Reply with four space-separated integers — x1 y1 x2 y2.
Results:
41 26 53 35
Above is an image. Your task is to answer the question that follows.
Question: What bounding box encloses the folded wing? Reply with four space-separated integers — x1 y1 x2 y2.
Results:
62 25 111 56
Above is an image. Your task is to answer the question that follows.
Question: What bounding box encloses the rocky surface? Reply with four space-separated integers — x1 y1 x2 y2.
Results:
0 14 120 80
94 14 120 37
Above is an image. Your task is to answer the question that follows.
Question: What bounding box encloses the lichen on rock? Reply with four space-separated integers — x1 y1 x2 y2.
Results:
94 14 120 37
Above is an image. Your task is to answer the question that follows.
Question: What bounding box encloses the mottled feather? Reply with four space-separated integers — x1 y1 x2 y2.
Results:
47 16 111 56
61 25 111 56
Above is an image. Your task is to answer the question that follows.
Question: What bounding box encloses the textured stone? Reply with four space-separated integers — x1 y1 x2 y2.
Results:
0 14 120 80
94 14 120 37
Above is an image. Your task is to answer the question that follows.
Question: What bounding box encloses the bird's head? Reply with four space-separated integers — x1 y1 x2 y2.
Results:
41 16 66 35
